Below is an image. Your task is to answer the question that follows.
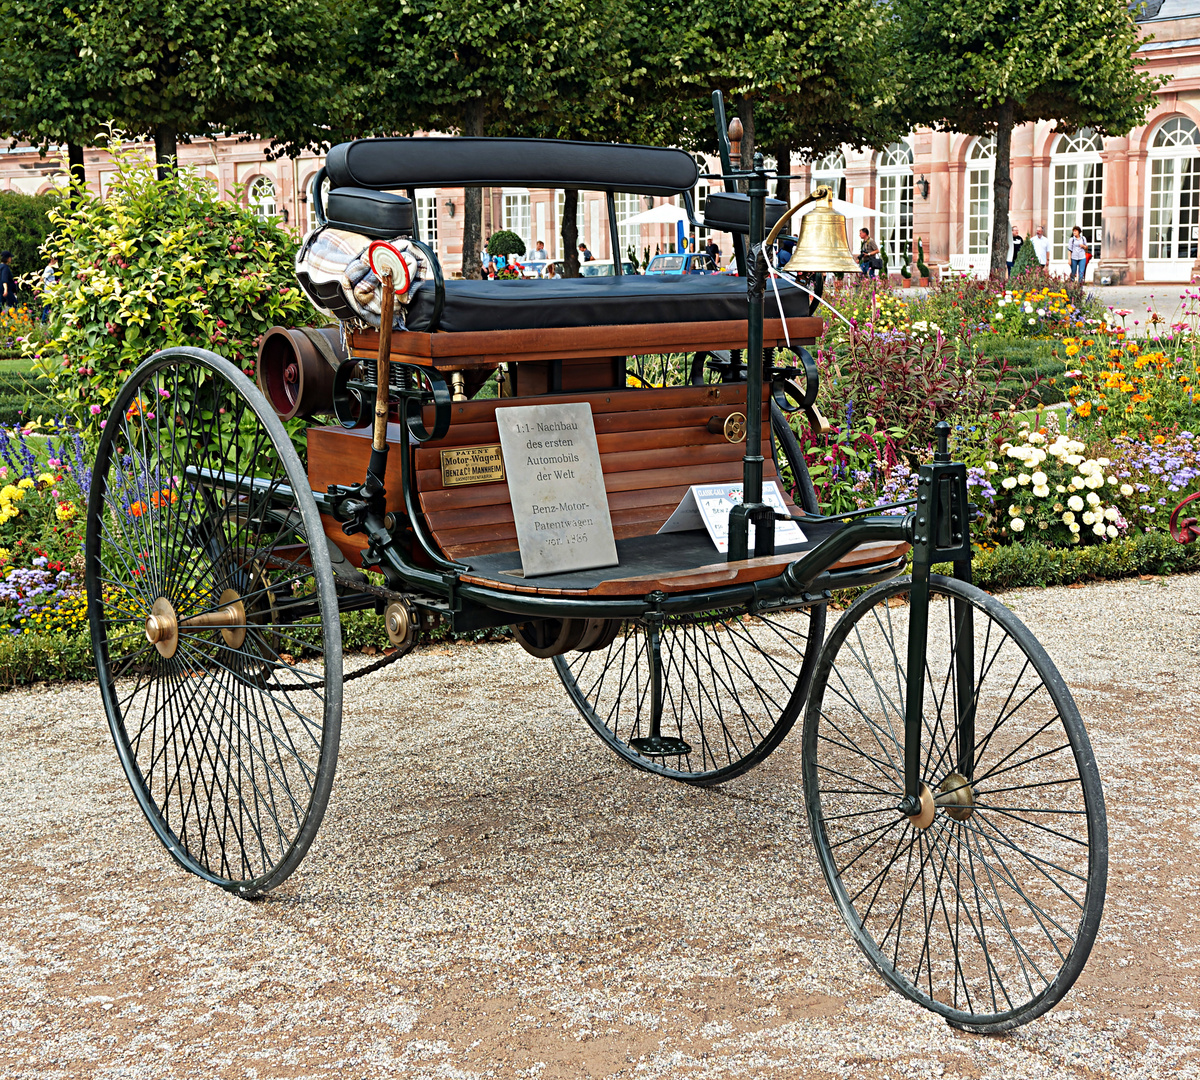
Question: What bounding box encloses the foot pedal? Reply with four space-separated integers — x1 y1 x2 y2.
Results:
629 735 692 757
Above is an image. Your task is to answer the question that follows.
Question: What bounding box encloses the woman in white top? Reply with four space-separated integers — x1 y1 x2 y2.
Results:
1066 226 1089 283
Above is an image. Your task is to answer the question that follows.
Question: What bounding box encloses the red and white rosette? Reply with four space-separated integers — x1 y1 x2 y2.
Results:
368 240 413 296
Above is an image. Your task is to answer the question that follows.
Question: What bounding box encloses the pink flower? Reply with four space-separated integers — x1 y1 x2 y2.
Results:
0 467 7 479
158 388 170 398
99 420 106 429
90 404 101 415
146 412 155 420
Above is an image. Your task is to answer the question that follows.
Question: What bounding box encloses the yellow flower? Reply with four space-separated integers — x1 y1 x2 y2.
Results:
17 478 34 490
36 473 55 488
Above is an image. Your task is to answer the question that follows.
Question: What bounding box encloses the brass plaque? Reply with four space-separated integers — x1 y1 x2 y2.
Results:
440 445 506 487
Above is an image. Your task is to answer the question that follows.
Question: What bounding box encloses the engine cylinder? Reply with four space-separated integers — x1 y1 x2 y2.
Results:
257 326 347 420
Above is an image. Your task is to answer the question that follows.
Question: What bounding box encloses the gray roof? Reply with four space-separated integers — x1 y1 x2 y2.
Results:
1137 0 1200 20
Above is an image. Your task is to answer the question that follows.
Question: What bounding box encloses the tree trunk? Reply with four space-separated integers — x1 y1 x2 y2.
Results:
461 102 486 279
562 189 580 277
736 95 756 194
990 100 1015 277
774 140 791 203
66 142 85 207
154 124 177 180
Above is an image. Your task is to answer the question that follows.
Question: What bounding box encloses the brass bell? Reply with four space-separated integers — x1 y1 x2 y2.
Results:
783 191 863 275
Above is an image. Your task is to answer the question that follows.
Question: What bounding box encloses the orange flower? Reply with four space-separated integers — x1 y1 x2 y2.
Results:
1076 401 1093 417
129 500 148 517
150 488 178 508
126 399 142 421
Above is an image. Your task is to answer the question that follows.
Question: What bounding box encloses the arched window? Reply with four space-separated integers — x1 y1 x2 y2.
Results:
249 176 276 221
965 137 995 258
301 173 320 234
1052 129 1103 269
876 142 913 271
1146 116 1200 270
812 150 846 201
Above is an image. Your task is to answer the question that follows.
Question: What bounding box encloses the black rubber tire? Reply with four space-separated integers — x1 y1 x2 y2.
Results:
802 575 1107 1031
769 399 820 514
85 347 343 897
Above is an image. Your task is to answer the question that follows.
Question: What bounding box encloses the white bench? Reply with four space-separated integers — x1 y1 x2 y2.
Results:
939 254 989 281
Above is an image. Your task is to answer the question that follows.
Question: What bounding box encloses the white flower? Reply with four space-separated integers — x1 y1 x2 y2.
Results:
1009 504 1021 516
995 313 1004 321
1062 511 1076 525
1068 441 1086 454
1065 454 1083 466
1033 484 1050 497
1093 522 1106 537
1107 524 1118 538
1120 483 1134 497
1082 511 1095 525
1002 476 1018 490
1030 448 1047 464
1056 484 1067 493
1078 461 1097 476
1031 471 1047 486
1068 495 1084 511
1086 473 1104 489
1069 522 1081 534
985 461 999 472
1086 492 1101 506
1107 476 1117 485
1028 317 1036 325
1097 457 1110 467
1104 507 1120 522
1018 473 1031 486
1011 517 1025 532
1028 432 1046 445
1007 445 1025 460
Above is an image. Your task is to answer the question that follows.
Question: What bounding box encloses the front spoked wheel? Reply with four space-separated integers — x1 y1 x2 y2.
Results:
86 347 343 897
803 575 1106 1031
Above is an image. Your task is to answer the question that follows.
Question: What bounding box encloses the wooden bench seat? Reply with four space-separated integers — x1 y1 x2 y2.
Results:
307 383 910 598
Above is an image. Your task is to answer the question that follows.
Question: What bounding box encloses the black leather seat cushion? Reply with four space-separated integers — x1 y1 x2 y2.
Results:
405 274 810 334
325 188 413 239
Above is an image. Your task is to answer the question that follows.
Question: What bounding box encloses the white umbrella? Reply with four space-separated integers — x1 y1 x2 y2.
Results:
621 202 691 225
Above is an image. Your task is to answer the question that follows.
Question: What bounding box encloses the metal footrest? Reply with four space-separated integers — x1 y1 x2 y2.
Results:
629 735 692 757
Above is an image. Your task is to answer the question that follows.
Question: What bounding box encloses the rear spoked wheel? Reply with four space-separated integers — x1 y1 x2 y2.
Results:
555 603 825 785
85 347 342 896
803 575 1107 1030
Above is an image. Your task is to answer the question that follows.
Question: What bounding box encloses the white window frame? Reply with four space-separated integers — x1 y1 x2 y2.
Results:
414 188 439 256
249 175 277 221
1050 130 1103 279
811 150 846 202
876 142 913 273
964 136 995 261
502 189 532 257
555 191 586 257
614 192 642 264
1145 117 1200 280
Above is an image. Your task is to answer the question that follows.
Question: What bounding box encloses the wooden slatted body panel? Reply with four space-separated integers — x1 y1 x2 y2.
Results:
415 384 768 559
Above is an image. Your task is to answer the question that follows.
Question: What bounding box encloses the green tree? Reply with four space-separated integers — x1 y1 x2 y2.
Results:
898 0 1165 274
0 190 61 283
640 0 907 185
0 0 347 176
355 0 651 278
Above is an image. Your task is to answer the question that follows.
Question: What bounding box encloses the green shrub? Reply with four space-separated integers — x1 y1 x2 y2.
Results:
0 189 60 296
0 630 93 688
1010 232 1038 277
486 230 526 258
935 530 1200 590
32 139 317 429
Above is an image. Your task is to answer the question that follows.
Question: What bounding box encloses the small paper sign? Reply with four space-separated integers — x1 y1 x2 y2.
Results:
495 402 619 577
658 480 807 554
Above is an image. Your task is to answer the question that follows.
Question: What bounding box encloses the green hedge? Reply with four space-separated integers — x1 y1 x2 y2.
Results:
3 534 1196 688
0 363 50 425
935 530 1200 590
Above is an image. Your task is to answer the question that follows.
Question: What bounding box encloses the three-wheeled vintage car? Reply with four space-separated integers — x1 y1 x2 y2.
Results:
86 95 1106 1033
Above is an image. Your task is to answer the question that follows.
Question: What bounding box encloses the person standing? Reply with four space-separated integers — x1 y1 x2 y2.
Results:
857 228 880 278
578 242 594 262
40 256 57 322
1031 226 1051 267
1007 226 1023 274
704 238 720 270
0 252 16 311
1067 226 1089 283
527 240 549 274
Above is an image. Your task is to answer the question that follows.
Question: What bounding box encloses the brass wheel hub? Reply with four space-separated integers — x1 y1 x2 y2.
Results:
145 589 247 659
723 411 747 443
936 771 976 822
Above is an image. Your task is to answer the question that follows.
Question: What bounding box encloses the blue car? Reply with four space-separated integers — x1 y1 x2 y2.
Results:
644 252 723 275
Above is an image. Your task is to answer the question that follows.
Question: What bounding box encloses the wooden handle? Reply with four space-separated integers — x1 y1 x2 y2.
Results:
374 269 395 452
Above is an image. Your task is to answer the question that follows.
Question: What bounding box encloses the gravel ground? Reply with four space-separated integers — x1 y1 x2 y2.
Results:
2 573 1199 1079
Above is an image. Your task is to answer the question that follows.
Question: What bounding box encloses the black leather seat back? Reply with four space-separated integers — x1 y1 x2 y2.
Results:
703 192 789 235
325 138 699 196
325 188 414 239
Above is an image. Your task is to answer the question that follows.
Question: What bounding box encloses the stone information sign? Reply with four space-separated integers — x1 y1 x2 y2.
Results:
495 402 619 577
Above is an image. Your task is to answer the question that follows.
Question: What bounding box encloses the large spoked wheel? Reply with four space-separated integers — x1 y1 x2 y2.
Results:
85 347 343 897
803 575 1106 1031
555 602 825 785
